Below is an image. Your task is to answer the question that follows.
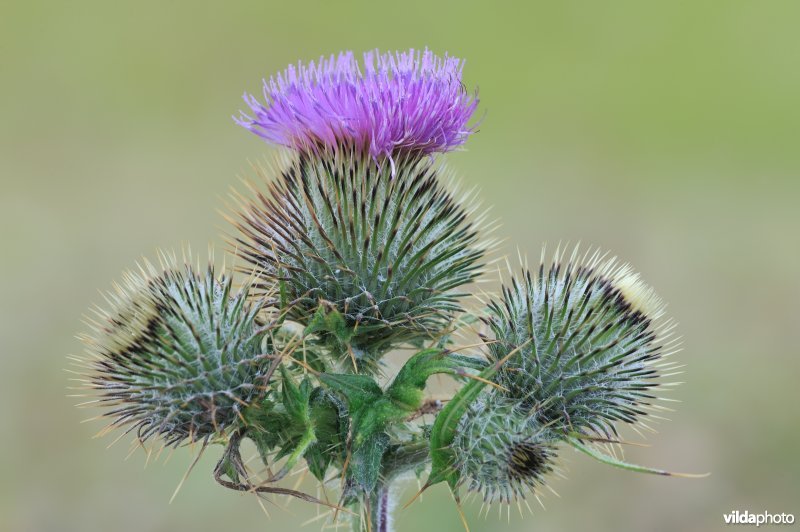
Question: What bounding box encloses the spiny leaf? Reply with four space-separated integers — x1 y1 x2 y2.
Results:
424 341 529 499
305 305 353 345
348 432 390 493
317 372 383 412
386 348 487 411
566 436 709 478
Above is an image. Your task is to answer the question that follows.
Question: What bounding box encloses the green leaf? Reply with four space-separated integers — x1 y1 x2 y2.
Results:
304 305 353 345
304 390 346 481
218 453 241 484
247 422 284 465
278 278 289 322
348 431 390 492
279 365 313 423
271 424 316 482
566 435 709 478
242 400 286 460
310 389 345 443
317 372 383 413
426 341 529 498
304 444 334 482
386 348 487 412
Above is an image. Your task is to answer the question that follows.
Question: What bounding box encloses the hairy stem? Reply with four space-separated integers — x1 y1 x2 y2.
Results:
351 481 393 532
373 484 391 532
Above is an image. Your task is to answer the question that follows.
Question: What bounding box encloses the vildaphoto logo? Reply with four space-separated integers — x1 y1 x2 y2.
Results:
723 510 795 526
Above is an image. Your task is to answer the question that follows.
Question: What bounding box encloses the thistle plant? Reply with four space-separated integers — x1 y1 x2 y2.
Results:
72 48 705 532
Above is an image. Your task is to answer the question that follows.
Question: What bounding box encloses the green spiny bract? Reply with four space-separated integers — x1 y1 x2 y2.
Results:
79 255 275 446
232 148 487 372
453 394 556 503
482 247 677 439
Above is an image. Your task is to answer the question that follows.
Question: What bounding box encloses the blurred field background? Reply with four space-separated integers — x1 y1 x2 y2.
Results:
2 1 799 531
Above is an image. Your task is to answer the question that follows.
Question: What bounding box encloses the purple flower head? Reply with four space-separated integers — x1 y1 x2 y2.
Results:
236 49 479 159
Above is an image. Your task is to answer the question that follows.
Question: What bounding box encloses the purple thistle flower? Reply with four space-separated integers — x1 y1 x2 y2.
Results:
236 48 479 160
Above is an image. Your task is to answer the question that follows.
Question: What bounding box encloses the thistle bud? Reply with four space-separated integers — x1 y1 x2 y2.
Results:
452 394 556 503
232 151 486 369
78 254 274 446
483 247 677 438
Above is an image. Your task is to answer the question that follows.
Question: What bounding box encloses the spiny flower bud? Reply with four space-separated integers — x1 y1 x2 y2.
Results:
483 247 679 438
232 150 487 370
452 394 556 503
77 254 275 446
236 48 478 160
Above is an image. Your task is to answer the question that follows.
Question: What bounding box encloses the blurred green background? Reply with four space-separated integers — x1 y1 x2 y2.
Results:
2 1 799 531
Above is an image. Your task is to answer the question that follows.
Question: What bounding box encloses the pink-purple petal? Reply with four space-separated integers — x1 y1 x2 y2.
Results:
237 49 479 158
